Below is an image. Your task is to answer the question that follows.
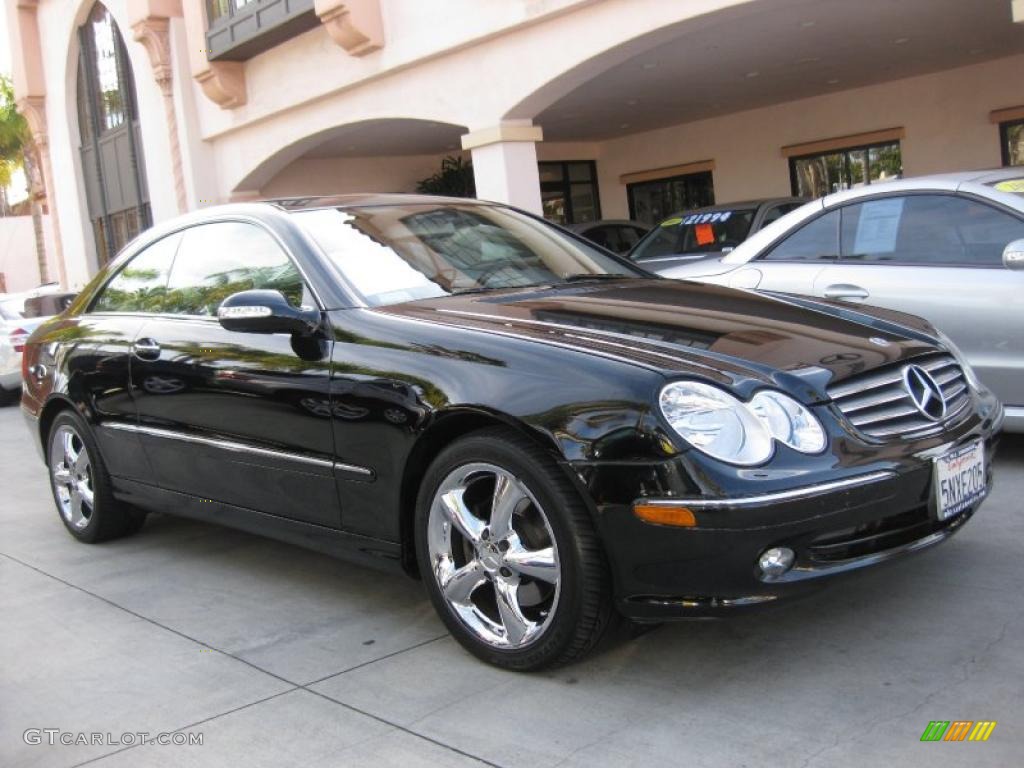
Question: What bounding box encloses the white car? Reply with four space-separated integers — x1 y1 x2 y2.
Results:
0 287 74 404
653 169 1024 432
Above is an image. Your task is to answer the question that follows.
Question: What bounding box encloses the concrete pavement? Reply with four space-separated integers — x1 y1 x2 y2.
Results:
1 403 1022 767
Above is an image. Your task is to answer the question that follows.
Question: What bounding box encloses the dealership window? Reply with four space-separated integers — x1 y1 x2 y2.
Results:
539 161 600 225
1001 120 1024 167
789 141 902 198
626 171 715 226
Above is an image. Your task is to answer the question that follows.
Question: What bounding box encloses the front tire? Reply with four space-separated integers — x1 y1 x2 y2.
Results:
415 427 613 670
47 411 146 543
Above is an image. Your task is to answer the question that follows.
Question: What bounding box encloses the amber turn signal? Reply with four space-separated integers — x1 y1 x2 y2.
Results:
633 503 696 527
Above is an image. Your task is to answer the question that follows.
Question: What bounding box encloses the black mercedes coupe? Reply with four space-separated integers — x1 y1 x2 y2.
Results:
20 195 1002 670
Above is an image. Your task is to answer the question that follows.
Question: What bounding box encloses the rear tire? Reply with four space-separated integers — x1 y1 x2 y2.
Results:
415 427 614 670
0 386 19 406
46 410 146 543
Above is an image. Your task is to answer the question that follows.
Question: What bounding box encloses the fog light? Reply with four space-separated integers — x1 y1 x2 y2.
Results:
758 547 795 580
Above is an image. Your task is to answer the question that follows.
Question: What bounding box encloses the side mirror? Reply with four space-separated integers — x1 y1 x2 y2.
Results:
217 290 320 335
1004 239 1024 271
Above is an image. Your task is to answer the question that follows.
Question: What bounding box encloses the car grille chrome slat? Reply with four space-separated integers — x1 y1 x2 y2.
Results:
828 353 971 440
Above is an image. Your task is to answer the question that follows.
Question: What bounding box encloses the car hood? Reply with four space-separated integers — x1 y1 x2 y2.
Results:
379 279 939 397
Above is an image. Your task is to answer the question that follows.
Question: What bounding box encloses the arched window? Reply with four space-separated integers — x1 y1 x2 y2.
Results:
77 3 151 265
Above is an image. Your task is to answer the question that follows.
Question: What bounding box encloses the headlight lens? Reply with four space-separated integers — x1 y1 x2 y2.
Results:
659 382 827 465
934 328 983 392
659 382 773 466
748 390 826 454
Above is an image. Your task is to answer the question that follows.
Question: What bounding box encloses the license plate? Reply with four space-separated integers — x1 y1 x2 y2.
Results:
933 440 986 521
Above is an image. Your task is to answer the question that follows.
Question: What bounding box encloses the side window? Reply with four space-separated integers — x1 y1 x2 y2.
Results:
761 203 803 228
630 223 680 261
841 194 1024 266
761 209 839 261
91 233 180 313
618 226 644 252
163 222 307 316
585 226 613 250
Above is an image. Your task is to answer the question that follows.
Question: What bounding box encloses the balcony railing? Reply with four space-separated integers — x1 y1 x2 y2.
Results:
205 0 318 61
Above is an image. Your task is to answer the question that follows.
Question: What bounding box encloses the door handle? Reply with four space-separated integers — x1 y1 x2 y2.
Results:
823 284 870 301
132 338 162 361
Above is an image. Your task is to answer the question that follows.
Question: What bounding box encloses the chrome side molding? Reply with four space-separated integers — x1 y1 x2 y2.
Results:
103 422 373 477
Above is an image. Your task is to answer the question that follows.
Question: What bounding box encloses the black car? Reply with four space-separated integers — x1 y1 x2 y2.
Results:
21 195 1002 670
567 219 650 254
630 197 806 270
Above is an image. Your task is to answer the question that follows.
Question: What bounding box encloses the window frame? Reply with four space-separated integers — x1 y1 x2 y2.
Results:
788 140 902 197
86 216 325 319
538 160 601 225
626 170 715 226
1000 119 1024 167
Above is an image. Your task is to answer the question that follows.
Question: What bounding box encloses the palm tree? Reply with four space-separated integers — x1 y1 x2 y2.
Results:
0 74 49 285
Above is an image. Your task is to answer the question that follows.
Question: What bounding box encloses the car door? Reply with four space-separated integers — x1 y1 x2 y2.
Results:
809 193 1024 407
59 232 183 481
732 208 841 292
128 220 340 526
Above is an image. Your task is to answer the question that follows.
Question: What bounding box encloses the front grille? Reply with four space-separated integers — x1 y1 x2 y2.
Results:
827 353 970 439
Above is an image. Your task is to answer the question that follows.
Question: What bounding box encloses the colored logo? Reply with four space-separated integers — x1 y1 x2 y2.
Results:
920 721 997 742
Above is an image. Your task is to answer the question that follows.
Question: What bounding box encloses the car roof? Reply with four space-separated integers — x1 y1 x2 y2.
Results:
567 219 648 231
821 168 1024 207
661 197 807 220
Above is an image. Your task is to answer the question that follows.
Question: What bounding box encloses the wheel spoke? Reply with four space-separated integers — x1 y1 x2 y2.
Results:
440 489 485 543
489 473 525 539
62 431 78 469
441 560 487 604
494 577 530 646
505 543 558 584
53 465 72 486
73 449 90 476
69 489 84 526
78 483 94 510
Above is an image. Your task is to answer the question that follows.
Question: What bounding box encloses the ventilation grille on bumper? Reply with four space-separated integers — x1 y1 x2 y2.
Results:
827 353 970 439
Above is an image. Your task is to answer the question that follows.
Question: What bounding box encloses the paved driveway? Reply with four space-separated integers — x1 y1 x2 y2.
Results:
1 403 1022 767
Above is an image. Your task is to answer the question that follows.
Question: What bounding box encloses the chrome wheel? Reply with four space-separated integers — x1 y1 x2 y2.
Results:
50 425 95 530
427 462 561 649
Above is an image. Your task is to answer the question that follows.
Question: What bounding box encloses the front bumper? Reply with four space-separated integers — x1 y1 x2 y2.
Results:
576 396 1002 621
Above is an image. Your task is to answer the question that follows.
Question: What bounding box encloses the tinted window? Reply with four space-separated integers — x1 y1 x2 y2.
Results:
761 202 803 228
585 225 644 254
762 209 840 261
630 223 681 261
163 223 306 316
840 195 1024 266
91 233 180 313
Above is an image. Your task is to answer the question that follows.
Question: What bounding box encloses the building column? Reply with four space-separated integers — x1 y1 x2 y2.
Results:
131 3 188 214
5 0 67 288
461 122 544 214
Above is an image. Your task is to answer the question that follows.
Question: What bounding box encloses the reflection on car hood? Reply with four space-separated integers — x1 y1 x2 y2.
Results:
380 279 939 392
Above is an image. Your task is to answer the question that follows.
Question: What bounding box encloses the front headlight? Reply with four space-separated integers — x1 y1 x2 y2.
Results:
748 390 826 454
933 328 983 392
659 382 773 465
659 382 826 466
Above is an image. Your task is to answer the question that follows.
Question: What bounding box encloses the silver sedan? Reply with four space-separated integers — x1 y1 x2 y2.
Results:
653 169 1024 432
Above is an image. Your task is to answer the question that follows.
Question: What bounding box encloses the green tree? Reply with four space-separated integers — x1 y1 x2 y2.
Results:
0 74 49 284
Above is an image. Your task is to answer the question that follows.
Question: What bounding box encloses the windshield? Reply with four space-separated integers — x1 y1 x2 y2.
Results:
294 203 642 307
630 209 756 260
